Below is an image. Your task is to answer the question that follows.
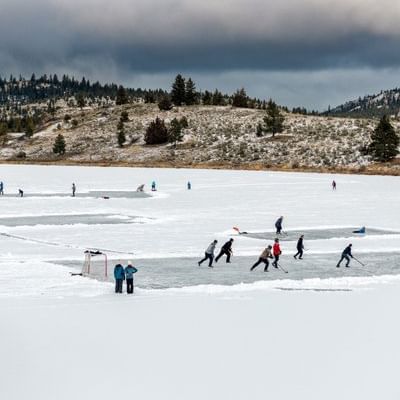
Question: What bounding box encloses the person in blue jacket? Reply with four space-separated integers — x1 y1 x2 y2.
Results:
125 262 138 294
336 244 353 268
151 181 157 191
114 263 125 293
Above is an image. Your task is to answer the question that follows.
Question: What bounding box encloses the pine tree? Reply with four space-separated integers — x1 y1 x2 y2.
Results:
145 117 169 144
212 89 224 106
185 78 197 105
262 99 285 137
117 126 126 147
171 74 186 106
53 133 66 155
232 88 248 108
202 90 212 105
368 115 399 161
168 118 184 147
116 85 129 105
76 93 86 109
25 117 35 137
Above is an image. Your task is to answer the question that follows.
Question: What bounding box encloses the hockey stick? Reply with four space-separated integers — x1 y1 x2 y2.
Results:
353 257 365 267
277 263 288 273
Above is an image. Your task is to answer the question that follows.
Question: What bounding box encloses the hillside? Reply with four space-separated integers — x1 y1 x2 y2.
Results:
1 99 399 174
328 88 400 118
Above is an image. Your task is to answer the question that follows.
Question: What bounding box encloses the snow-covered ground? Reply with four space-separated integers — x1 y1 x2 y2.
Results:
1 165 400 399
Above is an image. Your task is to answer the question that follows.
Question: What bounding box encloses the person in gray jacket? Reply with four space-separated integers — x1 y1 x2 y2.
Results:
198 240 218 268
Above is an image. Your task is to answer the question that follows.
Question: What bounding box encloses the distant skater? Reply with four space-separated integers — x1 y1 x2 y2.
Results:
18 189 24 197
294 235 305 259
215 238 234 263
72 182 76 197
114 263 125 293
272 238 281 268
0 181 3 195
336 244 353 268
151 181 157 191
275 216 284 234
187 181 191 190
352 226 366 234
250 245 273 272
136 184 145 192
198 240 218 268
125 262 138 294
332 180 337 190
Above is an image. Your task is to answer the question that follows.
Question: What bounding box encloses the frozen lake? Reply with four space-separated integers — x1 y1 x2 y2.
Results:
0 164 399 289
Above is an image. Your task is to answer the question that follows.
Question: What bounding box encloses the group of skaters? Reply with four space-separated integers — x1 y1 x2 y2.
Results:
198 215 359 271
113 261 138 294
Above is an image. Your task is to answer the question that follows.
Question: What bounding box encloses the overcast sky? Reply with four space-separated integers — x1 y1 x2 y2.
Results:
1 0 400 110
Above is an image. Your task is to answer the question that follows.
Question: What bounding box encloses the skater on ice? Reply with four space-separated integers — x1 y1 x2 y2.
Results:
250 245 273 272
294 235 305 259
198 240 218 268
332 180 337 190
125 262 138 294
272 238 281 268
151 181 157 191
0 181 3 195
187 181 191 190
114 263 125 293
275 216 284 234
18 189 24 197
215 238 234 263
72 182 76 197
136 184 145 192
336 244 353 268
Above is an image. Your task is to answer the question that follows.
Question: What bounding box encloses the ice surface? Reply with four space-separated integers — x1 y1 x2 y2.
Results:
1 165 400 400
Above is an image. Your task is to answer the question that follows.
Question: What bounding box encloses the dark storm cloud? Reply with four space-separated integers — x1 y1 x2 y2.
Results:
1 0 400 108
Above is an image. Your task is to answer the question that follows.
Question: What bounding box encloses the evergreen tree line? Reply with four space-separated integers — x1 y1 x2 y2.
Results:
0 74 167 107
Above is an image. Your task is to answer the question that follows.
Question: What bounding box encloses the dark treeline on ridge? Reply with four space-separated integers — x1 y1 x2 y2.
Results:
0 72 318 115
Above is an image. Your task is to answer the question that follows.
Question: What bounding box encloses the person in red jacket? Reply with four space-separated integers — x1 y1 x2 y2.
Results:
272 238 281 268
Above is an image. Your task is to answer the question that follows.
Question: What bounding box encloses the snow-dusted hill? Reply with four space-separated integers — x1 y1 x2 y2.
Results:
1 102 399 174
328 87 400 118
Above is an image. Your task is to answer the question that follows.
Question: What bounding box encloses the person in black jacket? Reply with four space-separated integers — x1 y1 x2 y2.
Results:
215 239 234 263
275 216 284 234
336 244 353 268
294 235 305 259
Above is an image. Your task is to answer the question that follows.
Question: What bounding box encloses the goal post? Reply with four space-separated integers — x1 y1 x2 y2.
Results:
81 250 108 279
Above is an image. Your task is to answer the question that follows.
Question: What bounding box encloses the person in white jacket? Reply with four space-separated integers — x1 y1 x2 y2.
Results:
198 240 218 268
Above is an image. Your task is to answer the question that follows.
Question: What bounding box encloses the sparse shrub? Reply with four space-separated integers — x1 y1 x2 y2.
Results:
145 117 169 145
71 119 78 128
64 114 71 122
121 111 129 122
158 96 173 111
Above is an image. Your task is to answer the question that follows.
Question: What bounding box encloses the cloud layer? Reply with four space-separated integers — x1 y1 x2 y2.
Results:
1 0 400 108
